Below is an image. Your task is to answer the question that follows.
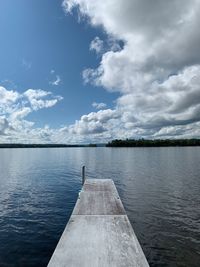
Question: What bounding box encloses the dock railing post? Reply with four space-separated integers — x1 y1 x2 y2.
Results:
82 166 86 185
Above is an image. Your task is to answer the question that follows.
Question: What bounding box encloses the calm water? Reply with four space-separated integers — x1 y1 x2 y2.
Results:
0 147 200 267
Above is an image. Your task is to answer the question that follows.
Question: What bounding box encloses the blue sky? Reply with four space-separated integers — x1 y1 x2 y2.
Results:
0 0 200 143
0 0 117 129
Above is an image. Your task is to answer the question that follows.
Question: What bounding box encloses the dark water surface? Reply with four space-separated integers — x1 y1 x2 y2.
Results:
0 147 200 267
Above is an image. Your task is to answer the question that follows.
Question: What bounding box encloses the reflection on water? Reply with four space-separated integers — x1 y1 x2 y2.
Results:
0 147 200 266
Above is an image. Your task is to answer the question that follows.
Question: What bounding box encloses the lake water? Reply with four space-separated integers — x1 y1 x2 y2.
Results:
0 147 200 267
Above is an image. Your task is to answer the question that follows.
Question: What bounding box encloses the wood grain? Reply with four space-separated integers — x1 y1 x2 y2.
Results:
48 179 149 267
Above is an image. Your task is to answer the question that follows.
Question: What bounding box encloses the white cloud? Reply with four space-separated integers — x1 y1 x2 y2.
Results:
62 0 200 140
0 86 63 143
68 109 120 136
2 1 200 143
92 102 107 110
0 117 11 135
24 89 63 111
90 37 104 54
50 75 61 86
90 36 122 55
24 89 50 100
0 86 19 104
10 107 32 121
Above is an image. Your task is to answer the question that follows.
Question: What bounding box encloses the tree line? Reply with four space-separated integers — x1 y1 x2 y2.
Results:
106 139 200 147
0 144 92 148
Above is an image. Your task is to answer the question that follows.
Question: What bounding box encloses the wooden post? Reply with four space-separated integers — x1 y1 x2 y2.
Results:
82 166 85 185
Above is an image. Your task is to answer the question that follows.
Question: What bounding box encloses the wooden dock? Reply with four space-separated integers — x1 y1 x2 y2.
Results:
48 179 149 267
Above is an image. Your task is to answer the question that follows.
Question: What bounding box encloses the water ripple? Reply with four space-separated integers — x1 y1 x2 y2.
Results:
0 147 200 266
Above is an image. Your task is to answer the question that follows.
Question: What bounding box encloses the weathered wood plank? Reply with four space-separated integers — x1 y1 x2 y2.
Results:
48 215 149 267
73 191 126 215
83 179 118 193
48 179 149 267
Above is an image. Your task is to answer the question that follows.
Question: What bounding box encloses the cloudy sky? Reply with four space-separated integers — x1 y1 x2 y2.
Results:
0 0 200 143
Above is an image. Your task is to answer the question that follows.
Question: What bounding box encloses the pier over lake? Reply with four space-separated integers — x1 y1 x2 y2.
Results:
0 147 200 266
48 178 149 266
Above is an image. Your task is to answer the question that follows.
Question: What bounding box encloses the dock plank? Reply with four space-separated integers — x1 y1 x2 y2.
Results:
73 191 126 215
83 179 118 193
48 179 149 267
48 215 149 267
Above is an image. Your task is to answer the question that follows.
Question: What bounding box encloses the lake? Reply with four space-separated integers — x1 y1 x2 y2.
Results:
0 147 200 267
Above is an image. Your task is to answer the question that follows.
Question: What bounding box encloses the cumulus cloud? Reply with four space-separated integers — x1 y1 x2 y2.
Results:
24 89 63 110
62 0 200 140
92 102 107 110
90 37 104 54
68 109 119 135
2 1 200 143
0 86 63 143
10 107 32 121
0 86 19 104
0 117 11 135
90 36 122 56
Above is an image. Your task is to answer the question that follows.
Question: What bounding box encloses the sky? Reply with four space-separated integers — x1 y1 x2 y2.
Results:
0 0 200 143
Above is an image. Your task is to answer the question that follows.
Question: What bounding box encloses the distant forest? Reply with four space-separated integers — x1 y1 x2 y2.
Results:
0 144 95 148
1 139 200 148
106 139 200 147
